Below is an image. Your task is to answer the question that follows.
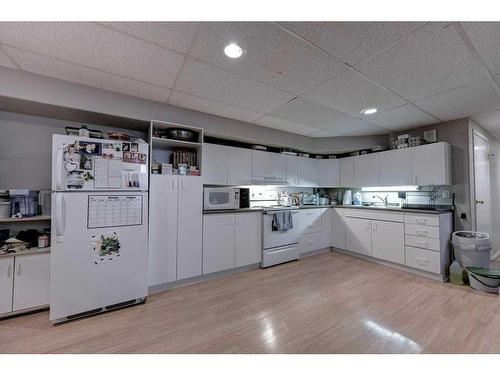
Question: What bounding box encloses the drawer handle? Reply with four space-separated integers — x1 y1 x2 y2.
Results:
7 264 12 278
416 257 429 265
415 230 428 236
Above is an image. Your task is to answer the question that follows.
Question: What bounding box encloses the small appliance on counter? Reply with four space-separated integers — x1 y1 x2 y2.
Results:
343 190 352 205
353 191 362 206
302 193 319 205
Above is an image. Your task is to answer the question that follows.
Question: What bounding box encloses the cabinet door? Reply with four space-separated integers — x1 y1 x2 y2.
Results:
331 208 346 249
379 149 412 186
411 142 451 186
0 257 14 315
308 158 320 187
203 214 235 274
203 143 227 185
13 253 50 311
269 153 287 181
319 159 339 187
346 217 372 256
300 209 323 234
149 174 178 286
251 150 269 179
371 220 404 264
177 176 203 280
235 213 262 267
320 208 333 248
354 153 380 187
286 155 300 186
227 146 252 185
339 157 355 187
298 157 310 186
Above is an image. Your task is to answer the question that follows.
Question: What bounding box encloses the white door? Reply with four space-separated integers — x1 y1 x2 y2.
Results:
252 150 269 179
269 153 287 181
331 208 346 249
411 142 451 186
148 174 178 286
379 149 412 186
340 157 355 187
0 257 14 315
227 146 252 185
298 157 311 186
371 220 404 264
473 131 492 235
203 143 227 185
286 155 300 186
346 217 372 256
319 159 340 187
354 153 380 187
13 253 50 311
203 214 235 274
235 212 262 267
50 191 148 321
177 176 203 280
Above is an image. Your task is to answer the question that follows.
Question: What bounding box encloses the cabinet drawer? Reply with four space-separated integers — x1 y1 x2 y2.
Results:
405 234 440 251
345 209 403 223
404 214 439 227
300 209 323 234
405 246 441 274
299 232 323 254
405 224 440 239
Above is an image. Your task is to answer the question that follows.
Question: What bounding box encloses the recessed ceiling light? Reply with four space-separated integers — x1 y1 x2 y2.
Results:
224 43 242 58
361 107 378 115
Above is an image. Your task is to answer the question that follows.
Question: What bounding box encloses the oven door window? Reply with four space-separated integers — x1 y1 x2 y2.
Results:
209 192 230 205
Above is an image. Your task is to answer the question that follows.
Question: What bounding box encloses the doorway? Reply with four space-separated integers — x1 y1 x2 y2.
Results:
472 130 492 236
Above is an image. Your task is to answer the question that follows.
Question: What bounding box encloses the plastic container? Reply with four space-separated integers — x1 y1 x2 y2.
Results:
452 231 492 269
353 191 362 206
449 260 464 285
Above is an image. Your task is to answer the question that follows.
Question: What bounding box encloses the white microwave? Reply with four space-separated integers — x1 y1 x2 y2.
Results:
204 187 240 210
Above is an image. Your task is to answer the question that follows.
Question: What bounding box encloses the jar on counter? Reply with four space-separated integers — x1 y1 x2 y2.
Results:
38 235 50 249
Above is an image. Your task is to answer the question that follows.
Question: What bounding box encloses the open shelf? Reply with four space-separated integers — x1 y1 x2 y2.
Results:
0 215 51 223
0 246 51 258
151 136 202 150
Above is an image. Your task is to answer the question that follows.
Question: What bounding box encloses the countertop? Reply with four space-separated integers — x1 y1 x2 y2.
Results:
0 247 51 258
203 205 453 215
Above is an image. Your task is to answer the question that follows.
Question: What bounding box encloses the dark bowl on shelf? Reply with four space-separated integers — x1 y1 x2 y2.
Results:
167 128 197 142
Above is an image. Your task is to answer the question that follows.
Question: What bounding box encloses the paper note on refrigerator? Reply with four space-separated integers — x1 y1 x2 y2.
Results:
88 195 143 229
94 157 123 189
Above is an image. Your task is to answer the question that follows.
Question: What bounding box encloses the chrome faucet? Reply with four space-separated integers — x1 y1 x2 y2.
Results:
372 195 389 206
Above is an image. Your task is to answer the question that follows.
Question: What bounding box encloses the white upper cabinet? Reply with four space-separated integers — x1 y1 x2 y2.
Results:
354 153 380 187
318 159 339 187
227 146 252 185
203 143 227 185
339 157 355 187
411 142 452 186
379 148 412 186
286 155 300 186
252 150 286 183
297 157 319 187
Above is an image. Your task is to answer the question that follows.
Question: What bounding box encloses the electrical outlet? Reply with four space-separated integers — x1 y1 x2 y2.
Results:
442 190 450 199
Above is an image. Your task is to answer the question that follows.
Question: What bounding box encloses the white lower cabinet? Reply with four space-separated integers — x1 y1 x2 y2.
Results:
331 208 346 250
405 246 440 274
371 220 404 264
0 257 14 315
12 253 50 312
346 217 372 256
203 212 261 274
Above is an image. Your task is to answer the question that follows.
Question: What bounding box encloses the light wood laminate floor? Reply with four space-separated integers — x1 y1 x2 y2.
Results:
1 251 499 354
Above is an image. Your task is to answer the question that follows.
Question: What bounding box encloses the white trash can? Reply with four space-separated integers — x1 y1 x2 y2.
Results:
452 231 492 268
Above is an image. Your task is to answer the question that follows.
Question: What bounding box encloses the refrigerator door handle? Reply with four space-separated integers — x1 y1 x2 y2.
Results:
55 148 64 190
55 194 66 240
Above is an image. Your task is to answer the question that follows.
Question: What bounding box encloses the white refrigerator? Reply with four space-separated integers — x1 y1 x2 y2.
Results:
50 134 149 323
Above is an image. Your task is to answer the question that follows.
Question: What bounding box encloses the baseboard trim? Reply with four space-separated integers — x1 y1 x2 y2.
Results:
149 263 261 294
333 248 446 282
300 247 332 258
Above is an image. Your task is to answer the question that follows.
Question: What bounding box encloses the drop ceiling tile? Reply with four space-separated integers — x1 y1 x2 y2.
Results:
415 78 500 121
281 22 425 66
169 91 263 123
464 22 500 75
4 46 171 102
303 69 406 117
364 103 437 131
189 22 346 94
472 110 500 131
253 115 317 136
0 46 18 69
357 22 487 101
267 97 389 136
0 22 184 87
309 129 340 138
175 58 294 113
99 22 199 53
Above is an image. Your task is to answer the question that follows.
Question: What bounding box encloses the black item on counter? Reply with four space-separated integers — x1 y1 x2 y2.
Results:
0 229 9 245
239 188 250 208
16 229 42 248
